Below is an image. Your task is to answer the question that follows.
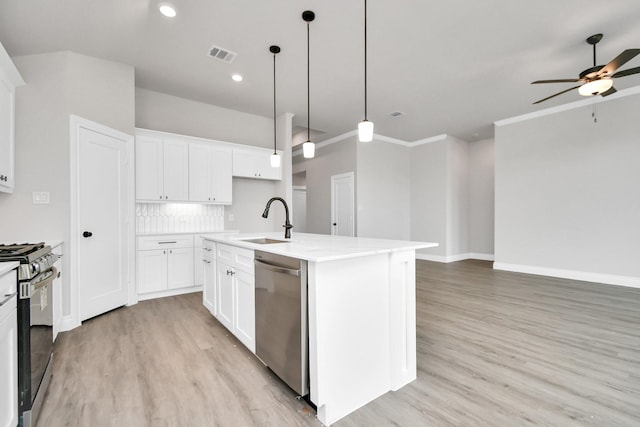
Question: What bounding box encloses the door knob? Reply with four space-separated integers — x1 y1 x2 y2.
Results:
333 223 337 226
83 231 93 238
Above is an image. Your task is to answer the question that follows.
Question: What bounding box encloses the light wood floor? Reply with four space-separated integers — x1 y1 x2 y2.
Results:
38 260 640 426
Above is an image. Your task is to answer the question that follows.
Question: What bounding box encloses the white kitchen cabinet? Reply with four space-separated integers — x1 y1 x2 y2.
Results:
202 239 216 316
232 147 283 181
0 42 25 194
135 133 189 201
137 235 195 299
188 143 232 204
214 243 255 352
0 267 18 427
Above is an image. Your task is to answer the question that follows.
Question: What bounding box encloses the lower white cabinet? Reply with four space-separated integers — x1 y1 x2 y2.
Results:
137 235 195 298
0 268 18 427
211 242 255 352
51 243 63 342
202 239 216 315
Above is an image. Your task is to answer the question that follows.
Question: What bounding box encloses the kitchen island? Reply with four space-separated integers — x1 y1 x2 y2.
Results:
201 232 437 426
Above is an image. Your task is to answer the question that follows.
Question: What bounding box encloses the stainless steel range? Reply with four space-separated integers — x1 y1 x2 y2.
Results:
0 243 58 427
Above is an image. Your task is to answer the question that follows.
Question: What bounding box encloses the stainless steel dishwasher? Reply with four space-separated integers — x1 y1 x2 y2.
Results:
254 250 308 396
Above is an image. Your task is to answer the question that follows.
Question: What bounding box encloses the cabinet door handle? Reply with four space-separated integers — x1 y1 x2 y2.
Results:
203 259 210 264
203 247 212 252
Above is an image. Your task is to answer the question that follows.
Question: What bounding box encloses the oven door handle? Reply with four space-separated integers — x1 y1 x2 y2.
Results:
31 267 57 292
0 292 17 307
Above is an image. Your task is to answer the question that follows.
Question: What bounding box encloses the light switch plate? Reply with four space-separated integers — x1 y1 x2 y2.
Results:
33 191 50 204
228 213 235 222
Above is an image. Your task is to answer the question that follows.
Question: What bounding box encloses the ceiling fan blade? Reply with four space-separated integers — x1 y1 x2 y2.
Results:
601 86 617 97
532 85 582 104
531 79 580 84
611 66 640 78
598 49 640 76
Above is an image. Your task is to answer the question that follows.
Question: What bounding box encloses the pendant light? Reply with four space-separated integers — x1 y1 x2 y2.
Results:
302 10 316 158
270 45 281 168
358 0 374 142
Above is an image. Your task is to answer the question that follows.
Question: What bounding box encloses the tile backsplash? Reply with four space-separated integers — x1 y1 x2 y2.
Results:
136 203 224 234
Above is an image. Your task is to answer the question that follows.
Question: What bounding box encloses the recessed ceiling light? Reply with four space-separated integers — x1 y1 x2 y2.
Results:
232 74 243 82
158 3 177 18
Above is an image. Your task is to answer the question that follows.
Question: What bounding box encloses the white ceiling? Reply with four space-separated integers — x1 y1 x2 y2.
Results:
1 0 640 143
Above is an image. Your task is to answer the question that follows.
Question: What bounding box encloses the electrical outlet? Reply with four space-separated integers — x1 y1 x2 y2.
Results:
32 192 50 204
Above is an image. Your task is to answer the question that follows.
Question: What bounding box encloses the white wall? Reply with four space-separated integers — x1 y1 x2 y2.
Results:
0 51 135 317
135 88 272 148
468 138 495 256
357 137 411 240
446 136 469 257
292 138 357 234
410 140 448 257
495 92 640 284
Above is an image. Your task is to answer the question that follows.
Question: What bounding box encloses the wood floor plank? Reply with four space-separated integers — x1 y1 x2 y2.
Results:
37 260 640 426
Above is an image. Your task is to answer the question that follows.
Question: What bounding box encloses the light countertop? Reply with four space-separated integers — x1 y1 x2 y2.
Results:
201 232 438 263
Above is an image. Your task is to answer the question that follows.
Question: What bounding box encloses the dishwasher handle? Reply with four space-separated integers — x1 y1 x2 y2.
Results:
254 258 300 277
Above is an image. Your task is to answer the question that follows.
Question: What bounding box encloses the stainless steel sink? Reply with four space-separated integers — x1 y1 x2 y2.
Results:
240 238 287 244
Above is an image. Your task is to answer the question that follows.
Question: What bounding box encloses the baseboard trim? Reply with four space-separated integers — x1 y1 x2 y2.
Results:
416 252 495 263
59 315 81 333
493 262 640 289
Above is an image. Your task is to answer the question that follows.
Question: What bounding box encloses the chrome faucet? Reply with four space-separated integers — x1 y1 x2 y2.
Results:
262 197 293 239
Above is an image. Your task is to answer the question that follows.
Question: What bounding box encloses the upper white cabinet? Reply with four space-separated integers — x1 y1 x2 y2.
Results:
188 143 232 204
135 133 189 201
0 42 25 194
232 147 282 181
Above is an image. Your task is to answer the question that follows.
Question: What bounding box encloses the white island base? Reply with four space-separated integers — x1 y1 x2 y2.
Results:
308 249 418 425
201 232 436 425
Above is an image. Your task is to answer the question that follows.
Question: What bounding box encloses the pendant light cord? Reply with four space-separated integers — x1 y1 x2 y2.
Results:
273 52 277 154
364 0 368 121
307 20 311 142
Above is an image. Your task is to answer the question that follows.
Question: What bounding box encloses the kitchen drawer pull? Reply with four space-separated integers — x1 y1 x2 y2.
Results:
203 259 211 264
0 292 17 307
203 247 212 252
158 241 177 244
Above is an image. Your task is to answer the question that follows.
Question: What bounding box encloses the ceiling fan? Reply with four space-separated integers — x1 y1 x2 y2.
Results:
531 34 640 104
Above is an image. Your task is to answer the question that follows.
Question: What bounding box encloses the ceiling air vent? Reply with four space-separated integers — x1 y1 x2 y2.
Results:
208 45 238 63
389 111 405 117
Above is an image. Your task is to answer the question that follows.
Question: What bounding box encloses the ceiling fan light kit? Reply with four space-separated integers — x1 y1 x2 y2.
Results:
531 33 640 104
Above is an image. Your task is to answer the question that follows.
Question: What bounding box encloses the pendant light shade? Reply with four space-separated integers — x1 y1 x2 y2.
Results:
358 120 374 142
302 10 315 159
358 0 374 142
270 45 281 168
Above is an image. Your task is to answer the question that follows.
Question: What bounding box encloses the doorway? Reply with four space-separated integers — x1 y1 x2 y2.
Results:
331 172 355 237
70 116 134 325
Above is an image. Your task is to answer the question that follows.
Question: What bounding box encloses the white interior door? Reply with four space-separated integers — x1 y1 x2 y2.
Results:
77 122 131 321
331 172 355 237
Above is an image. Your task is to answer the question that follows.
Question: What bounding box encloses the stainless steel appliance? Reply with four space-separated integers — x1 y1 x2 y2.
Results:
0 243 58 427
254 250 308 396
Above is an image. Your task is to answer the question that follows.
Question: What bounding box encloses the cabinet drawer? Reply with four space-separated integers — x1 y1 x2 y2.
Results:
216 244 254 274
234 247 254 274
138 235 193 250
